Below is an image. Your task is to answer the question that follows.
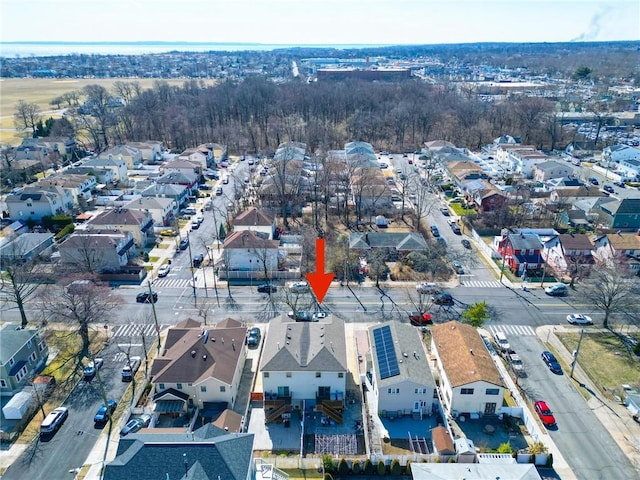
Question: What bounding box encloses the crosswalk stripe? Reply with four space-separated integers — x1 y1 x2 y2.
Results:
113 324 162 338
459 280 503 288
153 278 192 288
488 324 535 337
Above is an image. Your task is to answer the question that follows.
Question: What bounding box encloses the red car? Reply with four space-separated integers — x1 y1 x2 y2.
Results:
535 401 557 428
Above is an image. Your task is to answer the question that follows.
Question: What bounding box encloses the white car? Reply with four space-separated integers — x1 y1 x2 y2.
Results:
566 314 593 325
312 312 328 321
416 282 440 294
158 265 171 278
289 281 310 294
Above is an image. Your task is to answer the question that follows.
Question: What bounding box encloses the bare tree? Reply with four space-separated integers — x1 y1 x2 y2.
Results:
583 263 640 328
14 100 42 137
38 275 121 360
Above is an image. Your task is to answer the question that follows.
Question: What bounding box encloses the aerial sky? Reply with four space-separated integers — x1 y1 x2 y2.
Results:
1 0 638 45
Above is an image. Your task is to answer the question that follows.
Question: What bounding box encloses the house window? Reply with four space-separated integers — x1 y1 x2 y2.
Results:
414 388 427 394
338 372 344 378
387 388 400 395
15 365 28 383
0 380 6 388
177 383 183 390
220 386 226 392
315 372 321 378
286 372 292 378
433 388 439 399
159 384 165 390
486 388 500 396
9 357 15 367
29 352 37 363
461 388 474 395
38 342 46 351
27 339 33 348
200 386 207 392
264 372 269 378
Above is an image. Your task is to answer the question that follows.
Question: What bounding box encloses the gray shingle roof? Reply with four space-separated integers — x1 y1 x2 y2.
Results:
260 316 347 372
349 232 427 251
0 324 39 364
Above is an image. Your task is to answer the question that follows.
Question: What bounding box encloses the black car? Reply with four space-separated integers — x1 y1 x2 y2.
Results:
461 239 471 249
433 292 454 306
179 238 189 250
192 254 204 268
199 184 212 191
257 284 277 294
440 207 450 216
288 311 312 322
247 327 261 347
589 177 599 185
136 291 158 303
430 225 440 237
541 351 563 374
603 185 615 193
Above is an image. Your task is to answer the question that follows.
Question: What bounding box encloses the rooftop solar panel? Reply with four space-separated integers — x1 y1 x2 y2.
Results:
373 325 400 379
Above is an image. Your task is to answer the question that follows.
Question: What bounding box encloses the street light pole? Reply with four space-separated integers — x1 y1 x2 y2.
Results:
570 328 585 379
186 232 197 303
147 280 161 355
208 247 220 307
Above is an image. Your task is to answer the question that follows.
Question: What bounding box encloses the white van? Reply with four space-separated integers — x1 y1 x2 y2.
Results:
40 407 68 435
493 331 510 352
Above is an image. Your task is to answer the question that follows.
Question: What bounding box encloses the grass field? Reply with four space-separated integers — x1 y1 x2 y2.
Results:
557 332 640 399
0 78 197 146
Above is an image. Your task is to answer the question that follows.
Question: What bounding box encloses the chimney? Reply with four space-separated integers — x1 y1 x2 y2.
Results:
191 350 196 358
232 339 236 351
203 354 207 361
470 349 474 355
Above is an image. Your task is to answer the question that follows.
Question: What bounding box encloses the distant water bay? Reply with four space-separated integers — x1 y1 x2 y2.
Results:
0 41 388 57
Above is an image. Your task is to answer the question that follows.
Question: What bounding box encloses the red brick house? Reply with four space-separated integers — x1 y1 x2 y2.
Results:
497 232 544 276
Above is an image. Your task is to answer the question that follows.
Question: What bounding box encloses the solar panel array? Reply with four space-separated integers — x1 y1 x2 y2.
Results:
373 325 400 379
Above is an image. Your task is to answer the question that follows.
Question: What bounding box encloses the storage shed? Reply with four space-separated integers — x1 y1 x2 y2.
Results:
2 391 33 420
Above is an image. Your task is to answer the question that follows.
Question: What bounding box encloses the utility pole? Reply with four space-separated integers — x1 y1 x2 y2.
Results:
570 328 585 379
147 280 161 355
186 232 197 303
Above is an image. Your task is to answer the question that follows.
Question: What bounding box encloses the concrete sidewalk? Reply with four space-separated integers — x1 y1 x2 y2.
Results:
537 325 640 472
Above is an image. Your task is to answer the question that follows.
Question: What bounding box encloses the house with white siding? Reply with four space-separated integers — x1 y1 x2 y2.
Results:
367 322 437 418
430 322 504 416
260 315 347 424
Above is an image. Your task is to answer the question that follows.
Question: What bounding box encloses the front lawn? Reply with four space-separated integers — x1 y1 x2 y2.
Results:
557 332 640 399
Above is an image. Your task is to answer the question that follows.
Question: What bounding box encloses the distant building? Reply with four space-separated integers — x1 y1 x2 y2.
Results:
317 68 411 81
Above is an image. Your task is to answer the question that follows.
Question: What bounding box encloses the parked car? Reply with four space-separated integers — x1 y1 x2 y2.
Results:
613 181 625 188
160 229 178 237
433 292 454 306
83 358 104 378
430 225 440 237
541 351 562 374
120 418 144 436
288 311 312 322
179 238 189 250
589 177 599 185
312 312 328 321
566 313 593 325
222 176 229 184
93 400 117 424
158 265 171 278
136 291 158 303
452 262 464 274
192 253 204 268
604 185 615 193
409 312 432 326
40 407 69 435
246 327 261 347
289 281 310 294
199 184 212 191
416 282 440 294
535 400 557 428
440 207 450 216
121 356 141 382
461 239 471 249
544 284 568 297
257 284 277 294
215 187 223 196
509 352 524 374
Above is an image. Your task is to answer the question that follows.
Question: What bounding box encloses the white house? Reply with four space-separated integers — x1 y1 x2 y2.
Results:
602 144 640 164
260 315 347 423
150 318 247 411
542 233 594 275
533 161 574 182
38 173 97 205
84 155 128 181
617 158 640 180
430 322 504 416
97 145 143 169
367 322 437 418
5 185 74 221
124 196 177 227
223 230 279 275
495 145 550 177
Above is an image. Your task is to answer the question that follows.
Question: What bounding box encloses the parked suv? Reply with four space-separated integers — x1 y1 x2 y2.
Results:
289 281 310 294
544 284 568 297
40 407 69 436
121 356 141 382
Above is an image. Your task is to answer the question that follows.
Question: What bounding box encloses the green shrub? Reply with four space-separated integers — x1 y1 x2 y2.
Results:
337 459 350 476
447 457 456 463
497 442 512 454
324 474 333 480
377 460 386 476
363 459 373 475
633 342 640 356
322 455 336 474
389 459 401 476
351 460 361 475
404 460 412 475
55 223 75 240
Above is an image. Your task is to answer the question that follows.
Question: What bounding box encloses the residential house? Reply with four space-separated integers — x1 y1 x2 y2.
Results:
177 148 210 170
594 198 640 229
223 230 279 277
162 158 203 178
462 179 507 212
232 208 277 240
430 322 505 415
84 155 128 181
86 208 154 247
495 145 550 177
58 229 135 272
126 141 163 163
198 143 227 164
1 324 49 396
65 165 117 185
140 183 189 207
351 172 393 216
124 196 177 227
602 144 640 164
38 173 97 206
155 171 199 197
38 137 77 158
617 158 640 180
542 233 594 276
411 462 542 480
260 315 348 423
0 233 55 263
593 232 640 272
533 161 574 182
5 185 74 221
367 322 437 418
15 139 52 165
97 145 143 169
445 161 488 184
102 424 254 480
150 318 247 411
497 232 545 276
349 232 428 256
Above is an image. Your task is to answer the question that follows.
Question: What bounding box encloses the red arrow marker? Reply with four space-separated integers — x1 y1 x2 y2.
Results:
305 238 335 304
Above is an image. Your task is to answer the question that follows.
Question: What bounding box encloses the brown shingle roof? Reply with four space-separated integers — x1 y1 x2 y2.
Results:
431 426 455 455
151 318 246 385
607 233 640 250
558 233 593 251
224 230 279 249
232 208 274 227
431 321 502 388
